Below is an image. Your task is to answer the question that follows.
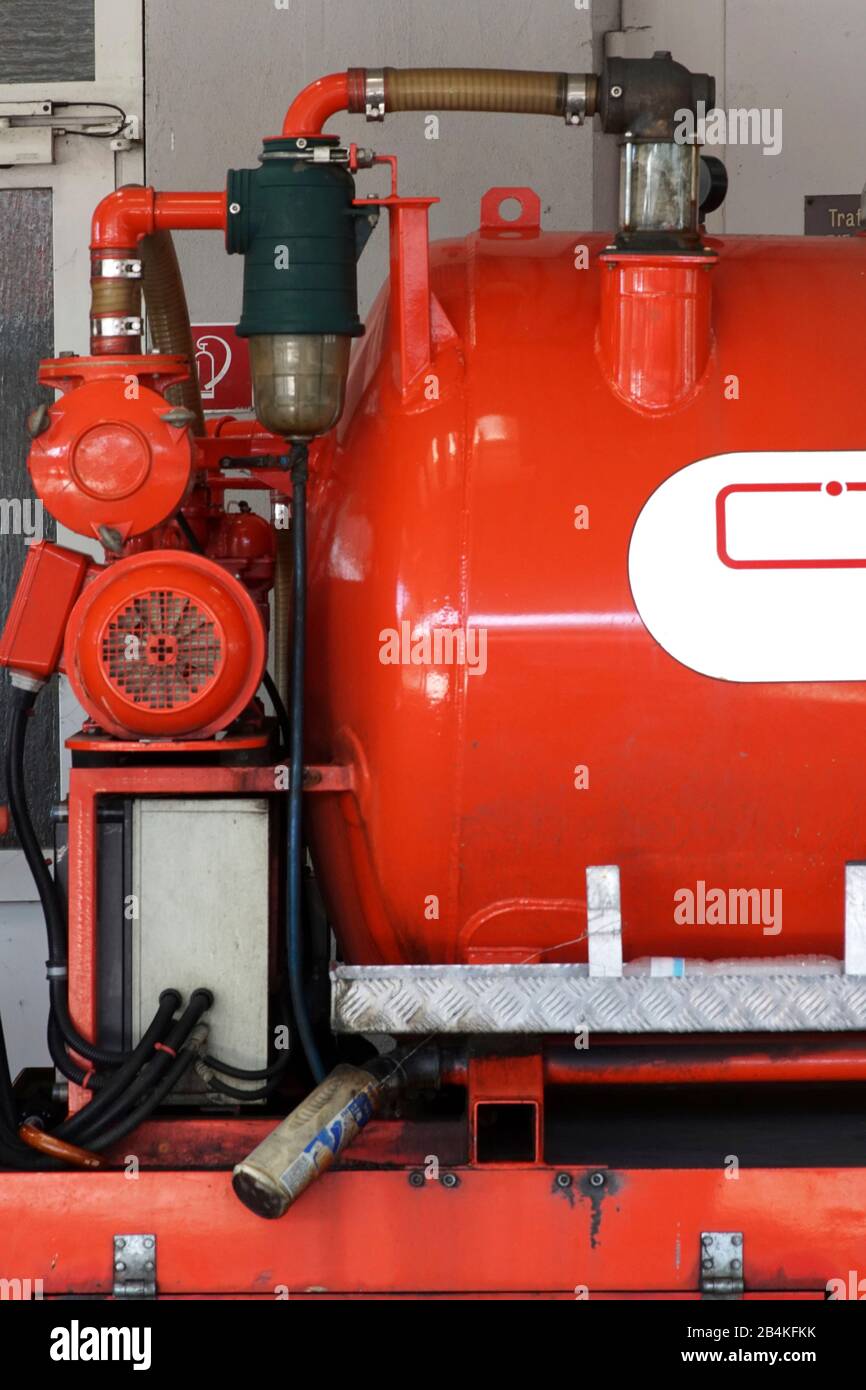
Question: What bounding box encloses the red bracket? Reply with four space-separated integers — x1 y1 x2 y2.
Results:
480 186 542 234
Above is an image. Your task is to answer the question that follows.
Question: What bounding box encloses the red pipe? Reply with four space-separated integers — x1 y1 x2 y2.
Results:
443 1041 866 1087
282 71 355 136
91 188 226 251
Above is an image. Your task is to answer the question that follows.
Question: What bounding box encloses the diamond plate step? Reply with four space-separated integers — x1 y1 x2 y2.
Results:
331 964 866 1034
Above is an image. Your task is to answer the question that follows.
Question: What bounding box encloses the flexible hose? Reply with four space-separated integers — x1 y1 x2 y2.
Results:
273 523 292 713
56 989 183 1141
288 447 325 1084
68 989 213 1146
382 67 576 115
5 687 166 1068
140 229 206 433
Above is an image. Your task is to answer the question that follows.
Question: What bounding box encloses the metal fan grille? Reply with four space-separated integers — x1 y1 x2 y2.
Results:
100 589 223 710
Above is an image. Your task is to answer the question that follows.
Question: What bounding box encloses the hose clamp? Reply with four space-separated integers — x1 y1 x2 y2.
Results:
90 316 143 338
45 964 68 980
564 74 590 125
92 257 142 279
365 69 386 122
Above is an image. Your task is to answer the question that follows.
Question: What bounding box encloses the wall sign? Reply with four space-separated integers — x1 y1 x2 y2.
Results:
191 324 251 412
804 194 862 236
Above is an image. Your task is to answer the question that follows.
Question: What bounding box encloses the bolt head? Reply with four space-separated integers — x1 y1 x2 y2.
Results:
229 201 241 215
556 1172 572 1188
589 1171 605 1187
611 85 623 98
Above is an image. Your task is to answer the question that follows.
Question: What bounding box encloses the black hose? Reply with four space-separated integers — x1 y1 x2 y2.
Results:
86 1048 197 1153
68 989 213 1145
56 989 183 1142
287 446 325 1084
5 687 138 1066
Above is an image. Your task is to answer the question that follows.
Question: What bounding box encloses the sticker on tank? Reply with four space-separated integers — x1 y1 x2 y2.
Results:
628 451 866 682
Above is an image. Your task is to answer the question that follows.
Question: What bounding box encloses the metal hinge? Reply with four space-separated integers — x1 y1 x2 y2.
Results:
113 1234 157 1299
700 1231 744 1299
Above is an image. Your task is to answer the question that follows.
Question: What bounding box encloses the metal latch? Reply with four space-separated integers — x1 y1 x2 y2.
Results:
700 1231 744 1298
113 1234 157 1299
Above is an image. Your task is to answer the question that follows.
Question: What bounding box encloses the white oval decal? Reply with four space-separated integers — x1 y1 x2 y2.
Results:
628 451 866 682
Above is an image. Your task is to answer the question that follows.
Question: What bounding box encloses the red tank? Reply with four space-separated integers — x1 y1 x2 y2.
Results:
306 213 866 967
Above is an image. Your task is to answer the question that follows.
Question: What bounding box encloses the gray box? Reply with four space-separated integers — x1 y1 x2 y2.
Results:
131 798 270 1101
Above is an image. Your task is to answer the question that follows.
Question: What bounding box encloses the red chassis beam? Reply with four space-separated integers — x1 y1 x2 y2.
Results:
0 1165 860 1297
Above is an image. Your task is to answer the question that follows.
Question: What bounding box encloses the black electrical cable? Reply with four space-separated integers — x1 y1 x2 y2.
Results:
174 509 292 754
66 989 213 1146
287 445 326 1084
55 989 183 1142
5 686 170 1069
54 101 127 139
86 1049 197 1153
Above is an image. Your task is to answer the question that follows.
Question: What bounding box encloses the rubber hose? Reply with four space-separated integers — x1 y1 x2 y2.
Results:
288 449 325 1084
56 989 182 1142
69 989 213 1145
5 687 177 1069
140 229 205 433
382 67 586 116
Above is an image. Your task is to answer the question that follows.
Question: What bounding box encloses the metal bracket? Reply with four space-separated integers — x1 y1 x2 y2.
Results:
700 1231 744 1299
113 1234 157 1299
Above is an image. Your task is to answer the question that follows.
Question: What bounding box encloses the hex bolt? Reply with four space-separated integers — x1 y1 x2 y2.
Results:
730 1259 741 1271
731 1234 742 1247
143 1237 154 1249
114 1261 126 1272
555 1172 572 1189
441 1172 459 1189
115 1239 125 1250
589 1170 605 1188
408 1170 424 1188
610 85 623 98
229 202 241 215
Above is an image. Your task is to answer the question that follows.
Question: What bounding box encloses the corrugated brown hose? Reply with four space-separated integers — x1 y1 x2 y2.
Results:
381 67 590 117
140 229 205 434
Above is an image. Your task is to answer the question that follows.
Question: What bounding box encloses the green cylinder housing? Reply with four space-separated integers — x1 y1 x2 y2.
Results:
226 137 368 339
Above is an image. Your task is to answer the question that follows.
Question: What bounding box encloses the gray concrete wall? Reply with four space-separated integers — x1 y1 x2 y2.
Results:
144 0 612 320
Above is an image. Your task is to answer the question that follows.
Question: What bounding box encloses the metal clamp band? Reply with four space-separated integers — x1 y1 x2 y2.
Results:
365 69 386 122
45 964 68 980
90 316 143 337
564 73 590 125
92 257 142 279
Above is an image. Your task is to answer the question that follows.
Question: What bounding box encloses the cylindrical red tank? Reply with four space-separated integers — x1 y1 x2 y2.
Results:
305 217 866 966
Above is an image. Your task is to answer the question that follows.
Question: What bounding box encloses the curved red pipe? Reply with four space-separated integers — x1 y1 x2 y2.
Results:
282 71 354 136
91 189 226 251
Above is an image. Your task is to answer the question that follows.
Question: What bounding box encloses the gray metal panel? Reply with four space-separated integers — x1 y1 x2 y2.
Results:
331 964 866 1034
0 188 56 846
0 0 95 84
131 798 271 1101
